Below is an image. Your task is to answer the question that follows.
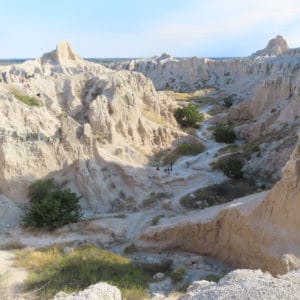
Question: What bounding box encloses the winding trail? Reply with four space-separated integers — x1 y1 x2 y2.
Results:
152 104 227 206
0 250 28 300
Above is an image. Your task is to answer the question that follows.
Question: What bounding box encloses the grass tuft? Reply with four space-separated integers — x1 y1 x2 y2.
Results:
10 89 43 107
14 244 152 299
0 241 26 250
163 142 205 164
150 214 165 226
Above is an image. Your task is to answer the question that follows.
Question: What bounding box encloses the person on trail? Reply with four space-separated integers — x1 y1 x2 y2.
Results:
156 166 160 171
2 72 7 84
170 161 173 171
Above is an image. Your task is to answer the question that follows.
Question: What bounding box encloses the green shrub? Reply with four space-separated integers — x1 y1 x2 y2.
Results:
218 159 244 179
124 243 137 254
171 268 185 283
205 274 220 282
223 96 233 108
11 89 43 106
213 125 236 143
271 108 277 113
174 104 204 127
22 179 81 228
151 214 165 226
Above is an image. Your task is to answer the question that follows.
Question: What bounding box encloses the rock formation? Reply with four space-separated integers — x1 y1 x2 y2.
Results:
109 35 300 181
139 133 300 274
250 35 288 59
53 282 121 300
180 269 300 300
0 42 184 213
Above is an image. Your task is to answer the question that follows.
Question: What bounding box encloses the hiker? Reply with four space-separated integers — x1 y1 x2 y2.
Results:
170 161 173 171
2 72 7 84
156 166 160 171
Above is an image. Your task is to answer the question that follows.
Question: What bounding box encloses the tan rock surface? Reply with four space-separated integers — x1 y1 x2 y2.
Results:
139 135 300 274
0 42 185 212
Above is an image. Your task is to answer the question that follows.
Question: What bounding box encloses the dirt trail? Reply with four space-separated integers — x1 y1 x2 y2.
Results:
0 250 28 300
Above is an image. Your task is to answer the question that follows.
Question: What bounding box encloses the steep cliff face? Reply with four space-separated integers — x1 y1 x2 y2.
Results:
139 135 300 274
0 42 184 212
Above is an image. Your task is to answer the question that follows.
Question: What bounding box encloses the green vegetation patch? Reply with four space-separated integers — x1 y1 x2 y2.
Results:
180 179 258 209
11 89 43 106
217 158 244 179
124 243 137 254
213 125 236 143
204 274 220 282
171 268 185 283
0 241 25 250
217 144 240 155
150 214 165 226
163 142 205 164
14 244 157 299
22 179 81 229
174 104 204 127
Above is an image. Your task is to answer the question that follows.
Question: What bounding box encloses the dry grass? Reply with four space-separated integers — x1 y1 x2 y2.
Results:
142 109 169 127
165 88 215 102
180 179 259 209
14 244 153 300
0 241 26 250
162 142 205 164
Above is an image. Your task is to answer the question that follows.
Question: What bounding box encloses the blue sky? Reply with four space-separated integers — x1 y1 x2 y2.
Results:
1 0 300 58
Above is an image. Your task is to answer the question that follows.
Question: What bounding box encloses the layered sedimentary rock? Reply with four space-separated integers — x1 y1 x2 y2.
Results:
110 36 300 181
0 42 184 213
139 134 300 274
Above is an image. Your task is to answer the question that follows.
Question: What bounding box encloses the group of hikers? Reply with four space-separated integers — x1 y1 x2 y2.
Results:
156 161 174 175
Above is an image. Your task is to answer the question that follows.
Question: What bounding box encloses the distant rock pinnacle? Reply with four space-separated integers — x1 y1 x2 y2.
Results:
41 41 81 65
250 35 288 59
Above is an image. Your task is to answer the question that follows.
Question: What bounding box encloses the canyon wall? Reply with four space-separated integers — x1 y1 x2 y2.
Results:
139 134 300 275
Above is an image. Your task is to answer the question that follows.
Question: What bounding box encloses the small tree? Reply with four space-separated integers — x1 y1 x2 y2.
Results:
23 179 81 228
223 96 233 108
213 125 236 143
174 104 204 127
219 159 244 179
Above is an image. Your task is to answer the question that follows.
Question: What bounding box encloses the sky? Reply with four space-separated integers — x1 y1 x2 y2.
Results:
1 0 300 58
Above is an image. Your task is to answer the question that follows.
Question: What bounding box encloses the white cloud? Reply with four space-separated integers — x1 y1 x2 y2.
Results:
133 0 300 56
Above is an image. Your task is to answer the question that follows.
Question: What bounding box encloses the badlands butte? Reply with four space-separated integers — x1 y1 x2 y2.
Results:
1 35 300 299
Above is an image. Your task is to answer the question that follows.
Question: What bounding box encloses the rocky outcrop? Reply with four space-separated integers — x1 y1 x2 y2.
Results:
139 134 300 274
180 269 300 300
108 36 300 181
53 282 121 300
41 41 81 65
107 36 289 95
250 35 288 60
0 42 185 213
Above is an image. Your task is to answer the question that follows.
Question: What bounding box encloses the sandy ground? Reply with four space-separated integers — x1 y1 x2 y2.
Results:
0 250 28 300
